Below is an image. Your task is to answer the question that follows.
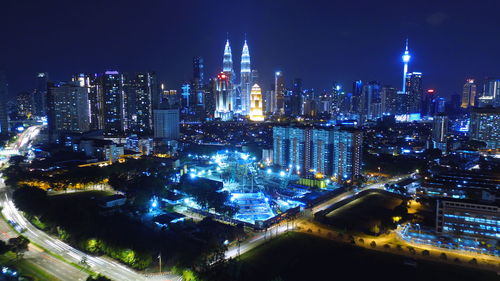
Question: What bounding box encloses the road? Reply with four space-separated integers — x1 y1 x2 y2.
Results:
226 175 499 273
226 174 410 259
0 126 181 281
0 190 88 281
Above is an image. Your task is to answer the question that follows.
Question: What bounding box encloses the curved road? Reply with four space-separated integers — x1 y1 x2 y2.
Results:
1 126 181 281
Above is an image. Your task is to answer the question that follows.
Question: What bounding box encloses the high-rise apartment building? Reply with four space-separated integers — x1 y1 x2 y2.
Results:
153 107 180 140
46 82 90 141
470 107 500 149
332 128 363 181
123 72 155 134
98 71 125 136
272 126 289 167
273 126 362 182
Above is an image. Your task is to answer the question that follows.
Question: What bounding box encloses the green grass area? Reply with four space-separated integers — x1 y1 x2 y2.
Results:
210 232 498 281
324 191 403 233
0 252 60 281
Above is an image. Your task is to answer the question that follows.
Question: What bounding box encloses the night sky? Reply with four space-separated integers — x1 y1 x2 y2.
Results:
2 0 500 98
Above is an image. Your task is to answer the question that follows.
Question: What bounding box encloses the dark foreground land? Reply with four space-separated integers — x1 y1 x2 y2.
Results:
206 232 498 281
324 191 404 233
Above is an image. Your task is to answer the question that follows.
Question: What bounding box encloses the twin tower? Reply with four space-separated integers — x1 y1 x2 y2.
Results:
216 39 263 121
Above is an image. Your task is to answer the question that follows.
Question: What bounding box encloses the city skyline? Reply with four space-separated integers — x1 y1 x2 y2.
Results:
2 0 500 97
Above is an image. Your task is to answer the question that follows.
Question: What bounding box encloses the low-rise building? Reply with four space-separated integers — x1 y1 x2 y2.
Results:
436 199 499 239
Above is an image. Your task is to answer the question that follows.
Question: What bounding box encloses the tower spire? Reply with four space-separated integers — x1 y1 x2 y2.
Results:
401 38 411 93
223 37 233 73
241 39 251 73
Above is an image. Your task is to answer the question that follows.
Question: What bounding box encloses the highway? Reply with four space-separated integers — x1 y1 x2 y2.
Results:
0 126 181 281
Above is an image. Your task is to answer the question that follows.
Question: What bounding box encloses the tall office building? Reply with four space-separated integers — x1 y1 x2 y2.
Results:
360 81 382 121
223 40 234 75
405 72 423 114
432 114 448 152
478 78 500 108
193 56 204 86
290 78 303 116
192 57 205 117
381 86 397 115
401 39 411 93
249 84 264 121
98 71 125 136
352 80 363 114
422 89 437 117
214 72 234 120
17 91 35 118
123 72 155 134
461 79 477 109
240 40 252 116
153 107 180 140
0 72 9 135
34 72 49 117
470 107 500 149
46 82 90 141
72 73 101 130
275 71 285 114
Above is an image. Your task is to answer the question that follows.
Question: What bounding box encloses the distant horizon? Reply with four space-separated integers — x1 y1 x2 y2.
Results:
2 0 500 98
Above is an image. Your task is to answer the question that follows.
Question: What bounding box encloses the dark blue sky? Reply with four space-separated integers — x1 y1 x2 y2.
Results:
2 0 500 97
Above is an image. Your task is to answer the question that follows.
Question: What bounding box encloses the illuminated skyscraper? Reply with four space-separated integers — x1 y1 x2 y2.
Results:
332 128 363 182
123 72 155 134
405 72 423 114
360 81 382 121
98 71 125 136
432 114 448 152
275 71 285 114
470 107 500 149
461 79 477 109
47 81 90 141
223 40 234 75
215 72 233 120
401 39 411 93
240 40 252 115
249 84 264 121
478 78 500 108
34 72 49 117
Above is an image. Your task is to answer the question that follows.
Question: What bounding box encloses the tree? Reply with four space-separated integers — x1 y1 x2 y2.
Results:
0 240 9 255
8 236 29 259
370 241 377 248
440 253 447 260
86 275 112 281
422 250 430 256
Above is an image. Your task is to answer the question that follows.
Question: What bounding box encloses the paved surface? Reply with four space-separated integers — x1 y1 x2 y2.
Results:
1 126 181 281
